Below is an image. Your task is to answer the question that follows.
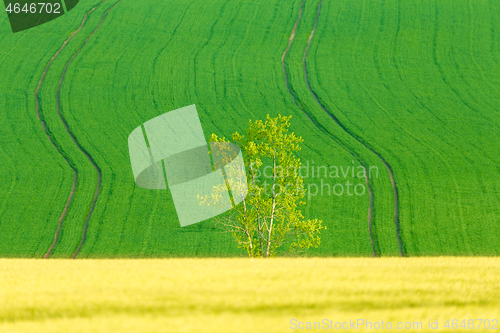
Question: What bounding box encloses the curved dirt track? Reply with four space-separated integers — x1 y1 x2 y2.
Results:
60 0 124 259
282 0 306 106
37 0 123 258
281 0 378 256
37 2 106 259
303 1 404 256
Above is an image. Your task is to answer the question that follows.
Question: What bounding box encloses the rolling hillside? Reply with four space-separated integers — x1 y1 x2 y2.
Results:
0 0 499 257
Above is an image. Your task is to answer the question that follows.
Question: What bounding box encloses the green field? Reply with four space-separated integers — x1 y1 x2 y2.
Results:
0 0 499 257
1 258 499 332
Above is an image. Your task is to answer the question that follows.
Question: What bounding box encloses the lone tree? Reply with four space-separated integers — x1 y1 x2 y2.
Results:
206 115 325 257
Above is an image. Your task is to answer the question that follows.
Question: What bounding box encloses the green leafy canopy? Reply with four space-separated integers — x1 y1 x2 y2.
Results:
208 115 325 257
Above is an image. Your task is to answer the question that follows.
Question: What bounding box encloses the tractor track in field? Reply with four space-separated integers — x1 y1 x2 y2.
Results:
37 1 105 259
64 0 123 259
303 1 404 256
281 0 378 257
282 0 306 105
37 0 122 259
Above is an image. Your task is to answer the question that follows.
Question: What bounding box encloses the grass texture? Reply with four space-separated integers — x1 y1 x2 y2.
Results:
0 0 499 257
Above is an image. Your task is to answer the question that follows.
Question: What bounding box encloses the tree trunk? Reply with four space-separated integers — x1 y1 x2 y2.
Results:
266 147 277 257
